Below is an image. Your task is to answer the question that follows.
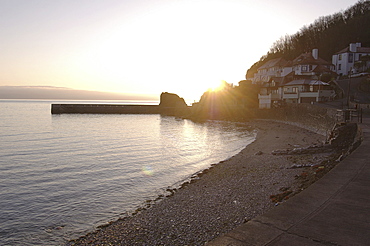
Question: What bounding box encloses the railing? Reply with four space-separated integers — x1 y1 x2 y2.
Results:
336 109 363 123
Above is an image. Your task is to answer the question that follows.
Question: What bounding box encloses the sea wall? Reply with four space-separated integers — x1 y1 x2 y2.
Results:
253 104 338 136
51 92 191 115
189 103 337 136
51 104 192 115
51 104 161 114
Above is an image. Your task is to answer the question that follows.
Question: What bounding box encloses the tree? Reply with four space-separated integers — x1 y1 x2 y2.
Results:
247 0 370 79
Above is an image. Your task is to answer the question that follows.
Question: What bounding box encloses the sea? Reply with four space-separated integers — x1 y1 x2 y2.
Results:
0 100 256 245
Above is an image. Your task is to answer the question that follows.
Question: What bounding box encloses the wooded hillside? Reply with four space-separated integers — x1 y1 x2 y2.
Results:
246 0 370 79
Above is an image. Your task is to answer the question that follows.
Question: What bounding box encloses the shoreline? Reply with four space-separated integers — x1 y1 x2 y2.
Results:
69 120 335 245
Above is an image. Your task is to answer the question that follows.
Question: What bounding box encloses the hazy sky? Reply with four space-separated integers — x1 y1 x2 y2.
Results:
0 0 360 102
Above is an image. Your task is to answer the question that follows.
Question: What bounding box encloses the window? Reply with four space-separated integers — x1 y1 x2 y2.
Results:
301 65 308 72
339 54 342 60
348 53 354 63
338 64 342 70
293 87 298 93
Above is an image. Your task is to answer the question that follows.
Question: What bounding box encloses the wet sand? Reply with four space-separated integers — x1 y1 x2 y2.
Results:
70 120 330 245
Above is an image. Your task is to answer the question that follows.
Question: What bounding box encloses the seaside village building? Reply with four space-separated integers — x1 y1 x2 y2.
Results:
332 43 370 76
255 48 337 109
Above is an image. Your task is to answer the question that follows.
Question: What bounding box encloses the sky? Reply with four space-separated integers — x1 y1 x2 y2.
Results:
0 0 360 103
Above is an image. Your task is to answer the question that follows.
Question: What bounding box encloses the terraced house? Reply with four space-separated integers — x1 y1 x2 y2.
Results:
256 49 336 109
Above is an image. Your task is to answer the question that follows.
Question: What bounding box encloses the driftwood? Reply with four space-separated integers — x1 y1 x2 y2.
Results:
272 144 332 155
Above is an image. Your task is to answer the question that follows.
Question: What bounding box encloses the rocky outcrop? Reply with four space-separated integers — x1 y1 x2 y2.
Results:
159 92 187 108
159 92 190 116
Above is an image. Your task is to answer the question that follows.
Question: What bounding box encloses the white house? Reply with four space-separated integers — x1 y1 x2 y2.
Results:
332 43 370 76
282 79 335 104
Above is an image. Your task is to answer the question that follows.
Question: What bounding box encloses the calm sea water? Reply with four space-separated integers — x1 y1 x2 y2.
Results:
0 100 256 245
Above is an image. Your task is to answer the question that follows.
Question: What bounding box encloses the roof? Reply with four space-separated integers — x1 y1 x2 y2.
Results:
293 53 332 66
258 57 289 70
284 79 330 86
335 46 370 54
312 64 337 75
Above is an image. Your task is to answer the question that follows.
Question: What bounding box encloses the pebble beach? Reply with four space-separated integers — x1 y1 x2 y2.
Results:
69 120 331 245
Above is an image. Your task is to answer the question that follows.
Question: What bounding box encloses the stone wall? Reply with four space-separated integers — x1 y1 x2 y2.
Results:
188 103 337 136
253 104 338 136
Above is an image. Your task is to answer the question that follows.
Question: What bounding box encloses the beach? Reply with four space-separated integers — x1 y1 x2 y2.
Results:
70 120 332 245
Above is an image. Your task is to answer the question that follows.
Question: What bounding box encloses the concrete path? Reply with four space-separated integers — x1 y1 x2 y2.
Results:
208 118 370 246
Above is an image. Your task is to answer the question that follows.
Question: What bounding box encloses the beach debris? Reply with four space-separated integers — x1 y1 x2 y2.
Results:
295 172 308 179
279 187 290 192
336 153 345 162
255 151 263 155
272 144 331 155
288 164 314 169
270 190 293 203
313 166 325 174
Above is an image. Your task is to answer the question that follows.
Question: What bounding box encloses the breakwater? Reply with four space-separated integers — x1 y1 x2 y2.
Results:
51 104 191 115
51 92 190 115
51 104 161 114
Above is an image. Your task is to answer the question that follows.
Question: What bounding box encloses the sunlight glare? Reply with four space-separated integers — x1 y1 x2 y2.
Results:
208 80 226 92
66 0 272 102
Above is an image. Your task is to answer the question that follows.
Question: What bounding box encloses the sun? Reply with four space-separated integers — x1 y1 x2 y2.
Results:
177 80 231 105
208 80 227 92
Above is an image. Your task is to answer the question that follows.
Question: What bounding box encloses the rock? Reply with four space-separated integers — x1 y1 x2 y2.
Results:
159 92 187 108
289 164 314 169
270 190 293 203
159 92 189 116
279 187 290 192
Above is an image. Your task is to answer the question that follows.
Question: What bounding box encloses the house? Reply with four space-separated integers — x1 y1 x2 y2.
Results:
292 49 335 79
258 78 335 108
257 49 336 108
252 57 292 84
332 43 370 76
282 79 335 104
258 79 284 109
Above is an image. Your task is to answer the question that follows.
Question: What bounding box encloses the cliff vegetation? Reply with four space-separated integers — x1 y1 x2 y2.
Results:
246 0 370 79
